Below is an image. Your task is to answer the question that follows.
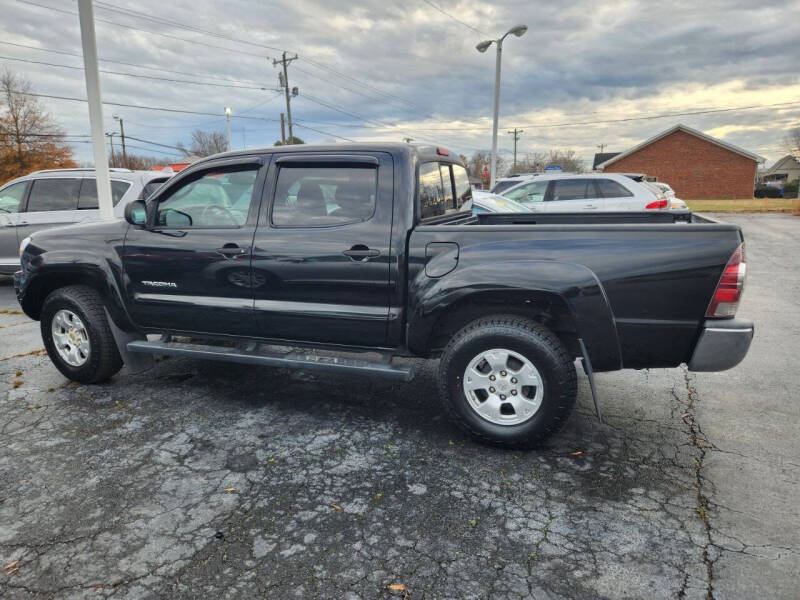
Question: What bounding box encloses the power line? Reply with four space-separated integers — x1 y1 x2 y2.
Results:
420 0 488 37
292 122 355 142
0 40 276 88
123 135 183 151
12 89 279 122
0 54 276 91
80 0 419 109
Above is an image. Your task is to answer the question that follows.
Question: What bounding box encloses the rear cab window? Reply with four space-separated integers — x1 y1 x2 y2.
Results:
418 161 471 221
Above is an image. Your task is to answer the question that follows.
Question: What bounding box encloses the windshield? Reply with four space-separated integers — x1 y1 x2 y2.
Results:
490 180 522 194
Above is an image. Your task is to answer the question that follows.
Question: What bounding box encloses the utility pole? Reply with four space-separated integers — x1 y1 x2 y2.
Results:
273 52 298 143
117 116 127 168
280 113 286 145
507 128 523 168
77 0 113 221
106 132 116 166
597 143 607 153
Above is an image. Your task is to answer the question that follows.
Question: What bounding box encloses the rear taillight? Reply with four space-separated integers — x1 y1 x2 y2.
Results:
645 198 668 209
706 244 746 318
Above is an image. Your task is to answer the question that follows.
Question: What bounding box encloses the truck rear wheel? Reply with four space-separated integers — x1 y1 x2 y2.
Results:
438 315 576 449
41 285 123 383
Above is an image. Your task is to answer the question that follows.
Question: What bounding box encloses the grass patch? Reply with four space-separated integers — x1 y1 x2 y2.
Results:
686 198 800 213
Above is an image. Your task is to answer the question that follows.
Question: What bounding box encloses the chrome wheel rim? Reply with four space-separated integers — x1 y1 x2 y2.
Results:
51 309 90 367
462 348 544 426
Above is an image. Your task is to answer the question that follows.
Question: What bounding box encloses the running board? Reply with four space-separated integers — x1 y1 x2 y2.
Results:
125 340 415 381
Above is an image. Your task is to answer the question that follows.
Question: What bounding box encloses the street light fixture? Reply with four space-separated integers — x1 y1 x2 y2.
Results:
225 107 232 151
476 24 528 189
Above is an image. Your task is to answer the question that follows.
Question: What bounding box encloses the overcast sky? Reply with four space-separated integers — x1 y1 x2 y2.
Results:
3 0 800 167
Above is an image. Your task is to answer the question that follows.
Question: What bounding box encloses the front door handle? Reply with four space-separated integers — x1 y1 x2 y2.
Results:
584 204 599 210
217 245 248 256
343 245 380 261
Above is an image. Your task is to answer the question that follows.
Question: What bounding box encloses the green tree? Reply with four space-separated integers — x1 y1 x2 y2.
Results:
274 136 305 146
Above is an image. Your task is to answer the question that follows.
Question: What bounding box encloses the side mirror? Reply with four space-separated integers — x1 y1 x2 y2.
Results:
125 200 147 226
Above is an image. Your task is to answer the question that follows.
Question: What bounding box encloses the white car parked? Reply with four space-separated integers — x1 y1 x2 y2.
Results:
0 168 171 274
499 173 669 212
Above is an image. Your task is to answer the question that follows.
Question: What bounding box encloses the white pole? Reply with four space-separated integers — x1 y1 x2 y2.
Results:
78 0 113 221
490 40 503 190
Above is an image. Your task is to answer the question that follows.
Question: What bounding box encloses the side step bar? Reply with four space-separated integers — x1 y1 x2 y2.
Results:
126 339 415 381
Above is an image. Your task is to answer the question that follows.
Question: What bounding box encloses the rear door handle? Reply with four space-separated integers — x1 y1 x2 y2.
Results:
216 245 248 256
584 204 599 210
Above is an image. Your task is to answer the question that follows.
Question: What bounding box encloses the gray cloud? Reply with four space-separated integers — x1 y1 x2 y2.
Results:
3 0 799 166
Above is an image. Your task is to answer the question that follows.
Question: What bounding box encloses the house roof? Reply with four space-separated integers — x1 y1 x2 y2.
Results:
763 154 800 174
592 152 620 170
597 123 767 169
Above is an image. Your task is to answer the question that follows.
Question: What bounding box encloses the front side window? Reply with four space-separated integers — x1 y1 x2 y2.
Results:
452 164 472 210
549 179 594 201
26 178 80 212
156 166 259 228
0 181 27 214
596 179 633 198
271 166 377 227
77 179 132 209
505 180 548 204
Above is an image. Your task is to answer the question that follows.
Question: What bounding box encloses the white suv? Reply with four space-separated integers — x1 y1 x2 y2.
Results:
500 173 667 212
0 168 171 275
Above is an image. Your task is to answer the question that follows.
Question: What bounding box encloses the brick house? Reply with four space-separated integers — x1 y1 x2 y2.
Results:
597 124 765 199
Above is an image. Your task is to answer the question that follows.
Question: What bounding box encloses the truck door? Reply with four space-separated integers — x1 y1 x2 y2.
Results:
251 152 393 346
122 157 266 335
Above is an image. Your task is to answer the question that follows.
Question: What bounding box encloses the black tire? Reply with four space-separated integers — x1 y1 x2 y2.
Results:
437 315 577 449
41 285 123 383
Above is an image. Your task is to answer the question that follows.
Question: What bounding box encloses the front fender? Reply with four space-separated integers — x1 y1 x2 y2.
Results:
17 246 134 332
407 259 621 371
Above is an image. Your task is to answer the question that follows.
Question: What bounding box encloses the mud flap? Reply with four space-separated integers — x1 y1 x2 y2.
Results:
104 309 154 374
579 338 602 423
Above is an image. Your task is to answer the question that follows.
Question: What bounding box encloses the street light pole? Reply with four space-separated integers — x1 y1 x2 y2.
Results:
477 24 528 190
77 0 113 221
225 107 232 151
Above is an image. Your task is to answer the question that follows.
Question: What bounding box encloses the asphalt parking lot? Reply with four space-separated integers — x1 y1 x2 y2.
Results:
0 213 797 599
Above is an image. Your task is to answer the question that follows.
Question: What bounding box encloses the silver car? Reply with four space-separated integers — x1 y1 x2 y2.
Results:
0 168 171 275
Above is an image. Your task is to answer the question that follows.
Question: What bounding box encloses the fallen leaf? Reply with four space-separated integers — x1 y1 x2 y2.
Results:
3 560 19 570
4 568 18 576
569 450 583 456
330 504 342 511
469 518 477 527
387 584 406 591
224 487 236 493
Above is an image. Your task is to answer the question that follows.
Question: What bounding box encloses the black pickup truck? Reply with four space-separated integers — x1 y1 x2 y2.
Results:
14 143 753 447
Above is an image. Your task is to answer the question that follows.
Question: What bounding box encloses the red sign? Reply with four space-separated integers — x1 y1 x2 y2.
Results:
481 165 489 180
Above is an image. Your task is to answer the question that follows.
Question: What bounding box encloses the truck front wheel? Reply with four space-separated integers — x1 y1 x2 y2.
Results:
438 315 577 448
41 285 123 383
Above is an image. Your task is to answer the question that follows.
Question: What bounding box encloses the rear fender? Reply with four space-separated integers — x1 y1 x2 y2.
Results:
408 259 621 371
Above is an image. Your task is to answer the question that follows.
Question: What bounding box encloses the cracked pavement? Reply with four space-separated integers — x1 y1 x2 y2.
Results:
1 214 798 599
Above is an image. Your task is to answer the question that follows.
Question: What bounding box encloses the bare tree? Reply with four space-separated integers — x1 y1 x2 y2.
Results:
545 149 584 173
177 130 228 158
466 150 508 181
0 69 75 184
784 127 800 155
508 152 548 175
109 152 170 170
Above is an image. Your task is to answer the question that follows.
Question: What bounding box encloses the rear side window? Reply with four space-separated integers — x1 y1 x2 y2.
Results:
77 179 132 209
549 179 594 201
271 166 377 227
419 161 465 220
452 164 472 208
596 179 633 198
491 180 519 194
26 178 80 212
